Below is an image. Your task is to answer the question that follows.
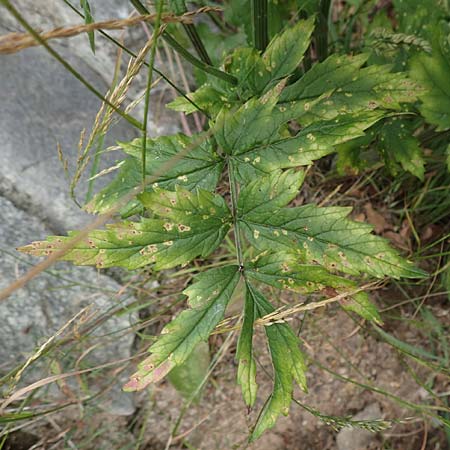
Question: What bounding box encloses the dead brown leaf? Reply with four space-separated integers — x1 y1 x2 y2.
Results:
364 203 388 234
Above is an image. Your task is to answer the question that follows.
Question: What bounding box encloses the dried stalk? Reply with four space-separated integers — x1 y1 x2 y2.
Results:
0 6 220 55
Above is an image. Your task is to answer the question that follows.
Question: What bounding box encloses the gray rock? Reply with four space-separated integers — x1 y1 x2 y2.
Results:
336 403 382 450
0 1 180 417
0 196 135 415
0 43 137 232
0 0 182 232
0 0 131 84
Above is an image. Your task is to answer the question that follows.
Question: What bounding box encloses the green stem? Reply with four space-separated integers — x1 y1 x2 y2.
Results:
62 0 209 118
207 10 228 33
227 158 244 269
129 0 237 85
315 0 332 62
251 0 269 52
169 0 212 64
0 0 143 130
182 23 212 65
141 0 165 185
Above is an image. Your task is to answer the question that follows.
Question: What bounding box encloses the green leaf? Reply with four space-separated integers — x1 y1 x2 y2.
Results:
262 17 315 81
393 0 446 40
86 157 143 216
87 134 223 215
246 252 381 323
236 286 258 407
237 170 305 215
277 54 419 123
238 174 426 279
167 18 314 115
336 124 381 175
247 251 345 293
168 341 210 403
124 265 240 391
224 47 271 99
167 84 226 117
19 187 231 270
379 118 425 180
232 112 384 180
215 81 286 155
410 23 450 131
80 0 95 53
247 283 307 441
342 291 382 323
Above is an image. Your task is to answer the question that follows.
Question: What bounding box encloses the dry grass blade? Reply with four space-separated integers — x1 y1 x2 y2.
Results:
210 282 382 335
11 306 93 390
256 282 382 326
0 6 221 55
0 351 147 413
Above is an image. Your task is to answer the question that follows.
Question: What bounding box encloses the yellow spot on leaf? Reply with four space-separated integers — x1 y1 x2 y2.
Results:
178 224 191 232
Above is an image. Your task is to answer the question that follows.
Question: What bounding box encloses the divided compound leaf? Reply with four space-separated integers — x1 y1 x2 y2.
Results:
238 173 426 279
124 265 240 391
275 53 420 123
246 283 307 441
15 15 429 442
168 18 315 115
18 187 231 270
246 252 381 323
231 112 384 181
236 285 258 407
86 133 223 215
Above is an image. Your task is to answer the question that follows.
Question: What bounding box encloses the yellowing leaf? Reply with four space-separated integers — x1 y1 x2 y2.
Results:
19 187 231 270
236 286 258 407
248 284 307 441
124 266 240 391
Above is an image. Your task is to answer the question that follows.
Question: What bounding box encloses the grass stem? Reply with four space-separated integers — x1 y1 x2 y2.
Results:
130 0 237 85
0 0 143 130
141 0 165 185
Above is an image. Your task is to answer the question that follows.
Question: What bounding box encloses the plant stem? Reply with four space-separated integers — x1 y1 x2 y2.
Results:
0 0 143 130
315 0 332 62
251 0 268 52
168 0 212 64
227 158 244 269
129 0 237 85
141 0 165 185
183 23 212 64
62 0 209 118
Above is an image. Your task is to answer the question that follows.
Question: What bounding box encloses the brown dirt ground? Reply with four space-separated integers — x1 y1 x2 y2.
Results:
12 295 444 450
